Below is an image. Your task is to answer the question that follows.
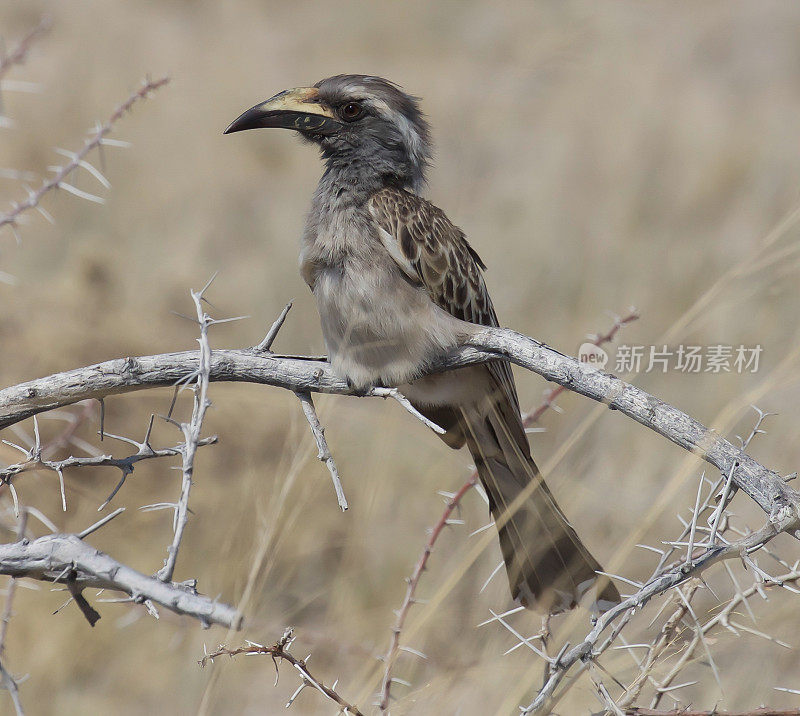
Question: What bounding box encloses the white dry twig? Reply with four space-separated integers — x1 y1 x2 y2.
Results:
157 277 215 582
296 391 348 511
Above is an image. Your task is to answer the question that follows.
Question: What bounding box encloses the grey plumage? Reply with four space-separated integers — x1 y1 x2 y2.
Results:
225 74 619 613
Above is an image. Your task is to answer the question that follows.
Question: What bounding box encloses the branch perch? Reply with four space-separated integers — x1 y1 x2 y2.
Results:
1 325 797 531
5 318 795 709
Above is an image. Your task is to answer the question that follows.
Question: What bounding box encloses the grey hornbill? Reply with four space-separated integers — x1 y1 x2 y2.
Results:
225 75 619 613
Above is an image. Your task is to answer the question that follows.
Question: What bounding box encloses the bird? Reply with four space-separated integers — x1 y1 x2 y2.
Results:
225 75 619 614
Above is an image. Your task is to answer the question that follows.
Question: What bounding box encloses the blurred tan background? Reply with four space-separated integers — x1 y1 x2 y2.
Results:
2 1 800 714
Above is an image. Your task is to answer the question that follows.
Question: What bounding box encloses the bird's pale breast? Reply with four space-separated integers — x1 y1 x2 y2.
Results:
301 204 463 390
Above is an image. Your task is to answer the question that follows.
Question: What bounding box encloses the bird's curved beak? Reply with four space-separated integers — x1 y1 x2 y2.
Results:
223 87 341 135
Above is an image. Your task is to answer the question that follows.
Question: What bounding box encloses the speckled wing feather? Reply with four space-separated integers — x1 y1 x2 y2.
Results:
368 186 520 412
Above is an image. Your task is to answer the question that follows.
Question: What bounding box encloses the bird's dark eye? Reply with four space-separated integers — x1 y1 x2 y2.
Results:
340 102 364 121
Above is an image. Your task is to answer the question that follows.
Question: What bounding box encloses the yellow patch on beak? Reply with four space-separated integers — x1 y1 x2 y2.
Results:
224 87 340 135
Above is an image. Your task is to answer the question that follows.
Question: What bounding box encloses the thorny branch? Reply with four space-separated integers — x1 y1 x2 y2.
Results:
0 532 241 629
0 510 26 716
614 583 700 709
378 475 476 712
521 523 788 713
0 413 216 513
378 309 640 711
157 277 215 582
0 283 235 649
200 628 364 715
0 75 169 239
520 409 798 714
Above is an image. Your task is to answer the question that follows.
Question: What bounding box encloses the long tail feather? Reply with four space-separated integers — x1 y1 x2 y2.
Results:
462 401 620 613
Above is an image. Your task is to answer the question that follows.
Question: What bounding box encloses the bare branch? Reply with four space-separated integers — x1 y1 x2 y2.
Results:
0 533 241 629
521 520 791 714
0 426 216 511
2 308 799 711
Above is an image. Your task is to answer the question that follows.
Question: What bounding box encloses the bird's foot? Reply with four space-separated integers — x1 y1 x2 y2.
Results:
345 376 387 396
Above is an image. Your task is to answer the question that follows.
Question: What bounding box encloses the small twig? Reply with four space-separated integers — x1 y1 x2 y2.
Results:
66 575 101 627
0 421 215 512
77 507 125 539
254 302 292 352
200 629 363 715
616 584 699 709
296 391 347 511
368 386 446 434
0 655 24 716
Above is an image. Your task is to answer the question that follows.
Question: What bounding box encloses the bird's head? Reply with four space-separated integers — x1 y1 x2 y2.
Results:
224 75 431 192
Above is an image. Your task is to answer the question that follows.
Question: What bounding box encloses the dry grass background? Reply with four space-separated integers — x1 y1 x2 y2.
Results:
2 1 800 714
